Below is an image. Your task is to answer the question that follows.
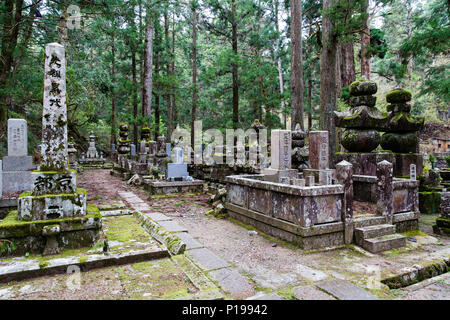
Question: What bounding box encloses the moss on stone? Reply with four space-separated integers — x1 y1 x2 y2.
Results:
386 89 412 103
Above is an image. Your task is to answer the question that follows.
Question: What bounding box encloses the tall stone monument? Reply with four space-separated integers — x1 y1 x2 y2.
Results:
0 43 102 257
2 119 33 193
86 131 99 158
304 131 335 185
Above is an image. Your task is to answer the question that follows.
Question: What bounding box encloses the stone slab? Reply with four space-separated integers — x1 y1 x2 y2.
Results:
315 278 378 300
186 248 229 271
2 171 32 193
175 232 203 250
7 119 27 157
246 293 285 300
100 209 131 217
270 130 292 170
293 285 336 300
157 220 188 233
167 163 189 178
145 212 173 222
309 131 329 170
296 264 329 281
2 156 32 171
209 268 255 299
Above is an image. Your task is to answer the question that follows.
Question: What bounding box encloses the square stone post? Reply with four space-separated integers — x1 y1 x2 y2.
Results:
0 160 2 199
377 160 394 224
336 160 354 244
309 131 329 170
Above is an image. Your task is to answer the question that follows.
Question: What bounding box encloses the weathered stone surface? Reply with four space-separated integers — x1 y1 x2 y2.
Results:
0 160 2 199
2 171 32 193
336 160 353 244
31 170 77 196
41 43 68 171
145 212 172 221
441 192 450 218
186 248 229 271
355 224 396 246
7 119 28 157
386 88 412 103
316 278 378 300
293 285 335 300
175 232 203 250
209 268 255 299
246 293 285 300
349 95 377 108
387 103 411 113
341 129 381 153
157 220 188 233
362 233 406 253
334 152 394 176
349 81 377 96
167 163 189 179
377 160 394 224
381 132 419 154
117 123 131 155
309 131 329 170
270 130 292 170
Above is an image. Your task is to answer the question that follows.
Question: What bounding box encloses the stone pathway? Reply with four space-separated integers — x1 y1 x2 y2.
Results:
117 189 255 299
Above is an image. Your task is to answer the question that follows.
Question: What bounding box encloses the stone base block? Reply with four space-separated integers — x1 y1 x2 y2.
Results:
167 163 189 179
334 152 394 176
262 168 299 183
18 188 87 221
394 153 423 178
0 205 102 257
31 170 77 195
144 180 204 195
2 156 32 171
2 171 32 193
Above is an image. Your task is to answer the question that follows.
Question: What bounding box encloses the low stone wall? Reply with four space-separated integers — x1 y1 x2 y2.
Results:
143 180 205 195
188 164 260 184
225 174 346 250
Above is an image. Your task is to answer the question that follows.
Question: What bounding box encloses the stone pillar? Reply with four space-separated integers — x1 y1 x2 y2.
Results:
270 130 292 170
336 160 354 244
0 160 2 199
377 160 394 224
309 131 329 170
41 43 68 171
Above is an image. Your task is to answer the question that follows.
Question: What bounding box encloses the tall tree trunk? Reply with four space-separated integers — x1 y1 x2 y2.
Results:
231 0 239 128
341 41 355 87
306 21 313 131
170 13 176 129
191 3 198 149
154 19 161 140
164 12 172 140
336 43 342 98
131 43 138 146
360 0 370 80
0 0 24 135
320 0 338 167
274 0 285 128
111 30 117 145
144 24 154 128
290 0 304 130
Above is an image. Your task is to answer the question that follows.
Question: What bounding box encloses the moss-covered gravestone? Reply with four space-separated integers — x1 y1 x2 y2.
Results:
0 43 102 257
334 80 393 175
433 192 450 235
381 88 424 177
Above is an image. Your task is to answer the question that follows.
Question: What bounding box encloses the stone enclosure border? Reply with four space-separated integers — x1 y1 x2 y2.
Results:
133 211 186 255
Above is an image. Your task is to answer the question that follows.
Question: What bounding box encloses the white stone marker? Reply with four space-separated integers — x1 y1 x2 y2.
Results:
7 119 27 157
410 164 416 181
308 175 315 187
41 43 68 171
271 130 292 170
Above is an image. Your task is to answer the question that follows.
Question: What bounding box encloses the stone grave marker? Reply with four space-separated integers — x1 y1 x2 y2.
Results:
309 131 329 170
271 130 291 170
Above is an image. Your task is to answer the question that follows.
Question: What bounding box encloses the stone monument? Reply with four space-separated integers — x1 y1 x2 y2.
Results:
2 119 33 193
304 131 335 185
0 43 102 257
263 130 298 183
167 147 190 181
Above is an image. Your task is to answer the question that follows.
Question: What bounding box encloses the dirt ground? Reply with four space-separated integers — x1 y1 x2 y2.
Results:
78 169 450 300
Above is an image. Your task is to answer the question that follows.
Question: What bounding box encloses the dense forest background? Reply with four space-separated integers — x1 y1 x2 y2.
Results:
0 0 448 156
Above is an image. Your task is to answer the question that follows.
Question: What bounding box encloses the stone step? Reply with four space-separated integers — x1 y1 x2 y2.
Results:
362 234 406 253
354 216 387 229
355 224 396 246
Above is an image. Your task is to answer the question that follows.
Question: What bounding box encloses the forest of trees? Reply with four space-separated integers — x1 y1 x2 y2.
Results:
0 0 448 156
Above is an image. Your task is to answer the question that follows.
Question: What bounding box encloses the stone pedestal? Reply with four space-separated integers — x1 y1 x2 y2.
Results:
262 168 298 183
303 169 335 185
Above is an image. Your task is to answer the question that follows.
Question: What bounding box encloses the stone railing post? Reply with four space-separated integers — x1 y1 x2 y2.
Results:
336 160 354 244
377 160 394 224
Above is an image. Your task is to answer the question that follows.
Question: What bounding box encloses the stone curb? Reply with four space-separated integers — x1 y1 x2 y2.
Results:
100 209 131 217
0 249 168 284
133 211 186 255
381 257 450 289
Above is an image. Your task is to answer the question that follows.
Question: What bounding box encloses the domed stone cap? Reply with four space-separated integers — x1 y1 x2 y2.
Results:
380 132 418 153
119 123 129 131
386 88 412 104
341 129 381 152
349 80 377 96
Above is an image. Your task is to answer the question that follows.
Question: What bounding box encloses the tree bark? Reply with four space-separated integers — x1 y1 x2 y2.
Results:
191 3 198 149
131 42 138 146
320 0 338 167
290 0 304 130
341 41 355 87
164 12 172 140
231 0 239 128
360 0 370 80
274 0 285 128
111 29 117 145
144 24 154 128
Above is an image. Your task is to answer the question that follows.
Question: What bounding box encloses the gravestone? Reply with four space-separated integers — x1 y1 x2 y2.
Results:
263 130 298 183
166 143 172 158
309 131 329 170
167 147 189 181
111 143 116 151
130 144 136 157
0 160 2 198
86 131 99 158
2 119 33 193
